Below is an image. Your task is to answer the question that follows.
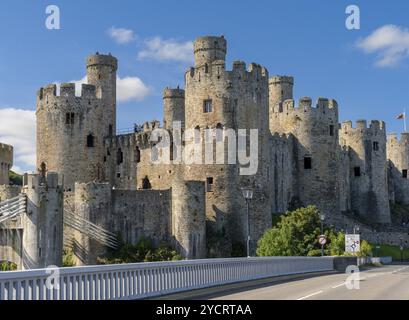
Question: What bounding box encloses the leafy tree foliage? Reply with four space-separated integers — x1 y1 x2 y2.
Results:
257 206 346 257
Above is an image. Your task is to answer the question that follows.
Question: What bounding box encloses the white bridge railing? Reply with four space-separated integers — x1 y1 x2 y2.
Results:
0 257 334 300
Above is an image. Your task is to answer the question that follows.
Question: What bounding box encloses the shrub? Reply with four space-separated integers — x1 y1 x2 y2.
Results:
98 237 182 264
0 261 17 271
357 240 373 257
257 206 347 257
62 249 75 267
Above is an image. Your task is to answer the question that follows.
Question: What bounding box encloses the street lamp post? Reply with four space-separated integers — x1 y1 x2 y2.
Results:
241 187 254 258
319 213 326 257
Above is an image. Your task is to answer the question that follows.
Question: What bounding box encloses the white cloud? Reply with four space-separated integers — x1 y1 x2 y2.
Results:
356 25 409 67
116 76 151 102
137 37 194 63
56 75 151 102
107 27 135 44
0 108 36 173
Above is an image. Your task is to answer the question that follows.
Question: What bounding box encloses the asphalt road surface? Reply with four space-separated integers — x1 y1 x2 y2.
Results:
202 264 409 300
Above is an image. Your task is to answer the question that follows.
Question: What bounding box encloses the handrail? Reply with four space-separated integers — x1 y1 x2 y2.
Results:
0 257 335 300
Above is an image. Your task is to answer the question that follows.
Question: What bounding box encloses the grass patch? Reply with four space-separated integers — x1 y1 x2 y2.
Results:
372 244 409 261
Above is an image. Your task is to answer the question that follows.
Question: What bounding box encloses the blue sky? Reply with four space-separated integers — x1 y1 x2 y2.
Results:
1 0 409 172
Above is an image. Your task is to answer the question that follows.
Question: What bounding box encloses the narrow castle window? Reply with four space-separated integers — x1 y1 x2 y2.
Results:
142 176 151 190
329 125 335 136
203 99 213 113
135 146 141 163
206 177 214 192
304 157 312 170
204 63 209 73
373 141 379 151
65 113 74 125
403 170 408 179
87 134 95 148
109 124 113 136
117 148 123 165
354 167 361 177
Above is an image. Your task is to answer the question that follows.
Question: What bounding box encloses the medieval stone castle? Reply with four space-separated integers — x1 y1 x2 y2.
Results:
1 35 409 269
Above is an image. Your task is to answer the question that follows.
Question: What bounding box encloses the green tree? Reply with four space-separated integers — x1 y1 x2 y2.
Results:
357 240 373 257
257 206 322 257
257 206 347 257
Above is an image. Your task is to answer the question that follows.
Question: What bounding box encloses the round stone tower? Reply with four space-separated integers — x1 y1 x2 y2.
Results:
36 53 117 191
387 132 409 205
86 53 118 136
269 75 294 129
193 35 227 68
184 35 271 257
270 97 340 218
163 87 185 130
0 143 13 186
340 120 390 224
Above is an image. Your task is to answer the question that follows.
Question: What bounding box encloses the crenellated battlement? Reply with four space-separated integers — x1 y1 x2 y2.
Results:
163 87 185 99
0 142 13 165
341 120 386 134
269 75 294 86
86 53 118 71
273 97 338 114
37 83 100 101
387 132 409 145
23 172 62 190
186 59 269 88
0 142 13 154
105 122 162 150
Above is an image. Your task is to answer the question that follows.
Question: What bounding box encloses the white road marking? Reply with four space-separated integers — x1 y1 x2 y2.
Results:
332 282 346 289
297 290 324 300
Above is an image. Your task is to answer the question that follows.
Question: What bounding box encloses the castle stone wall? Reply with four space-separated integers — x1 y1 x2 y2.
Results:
171 177 206 259
21 172 64 269
270 96 340 218
387 133 409 205
270 133 295 214
340 120 390 224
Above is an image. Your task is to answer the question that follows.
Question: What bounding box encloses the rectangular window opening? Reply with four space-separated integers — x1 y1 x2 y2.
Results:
304 157 312 170
206 177 214 192
354 167 361 177
403 169 408 179
203 99 213 113
373 141 379 151
329 125 335 136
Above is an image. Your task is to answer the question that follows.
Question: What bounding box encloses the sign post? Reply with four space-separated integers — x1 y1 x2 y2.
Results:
318 235 327 257
345 234 360 254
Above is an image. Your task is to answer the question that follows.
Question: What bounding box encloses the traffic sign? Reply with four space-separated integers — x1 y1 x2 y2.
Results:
318 235 327 245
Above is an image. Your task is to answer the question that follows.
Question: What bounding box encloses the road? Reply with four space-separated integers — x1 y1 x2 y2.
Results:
200 264 409 300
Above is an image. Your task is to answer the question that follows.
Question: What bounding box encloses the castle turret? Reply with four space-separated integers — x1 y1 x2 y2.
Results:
387 132 409 205
340 120 390 223
184 35 271 256
270 96 340 218
193 36 227 67
37 53 118 191
86 53 118 137
21 172 63 269
269 76 294 130
163 87 185 130
0 143 13 185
